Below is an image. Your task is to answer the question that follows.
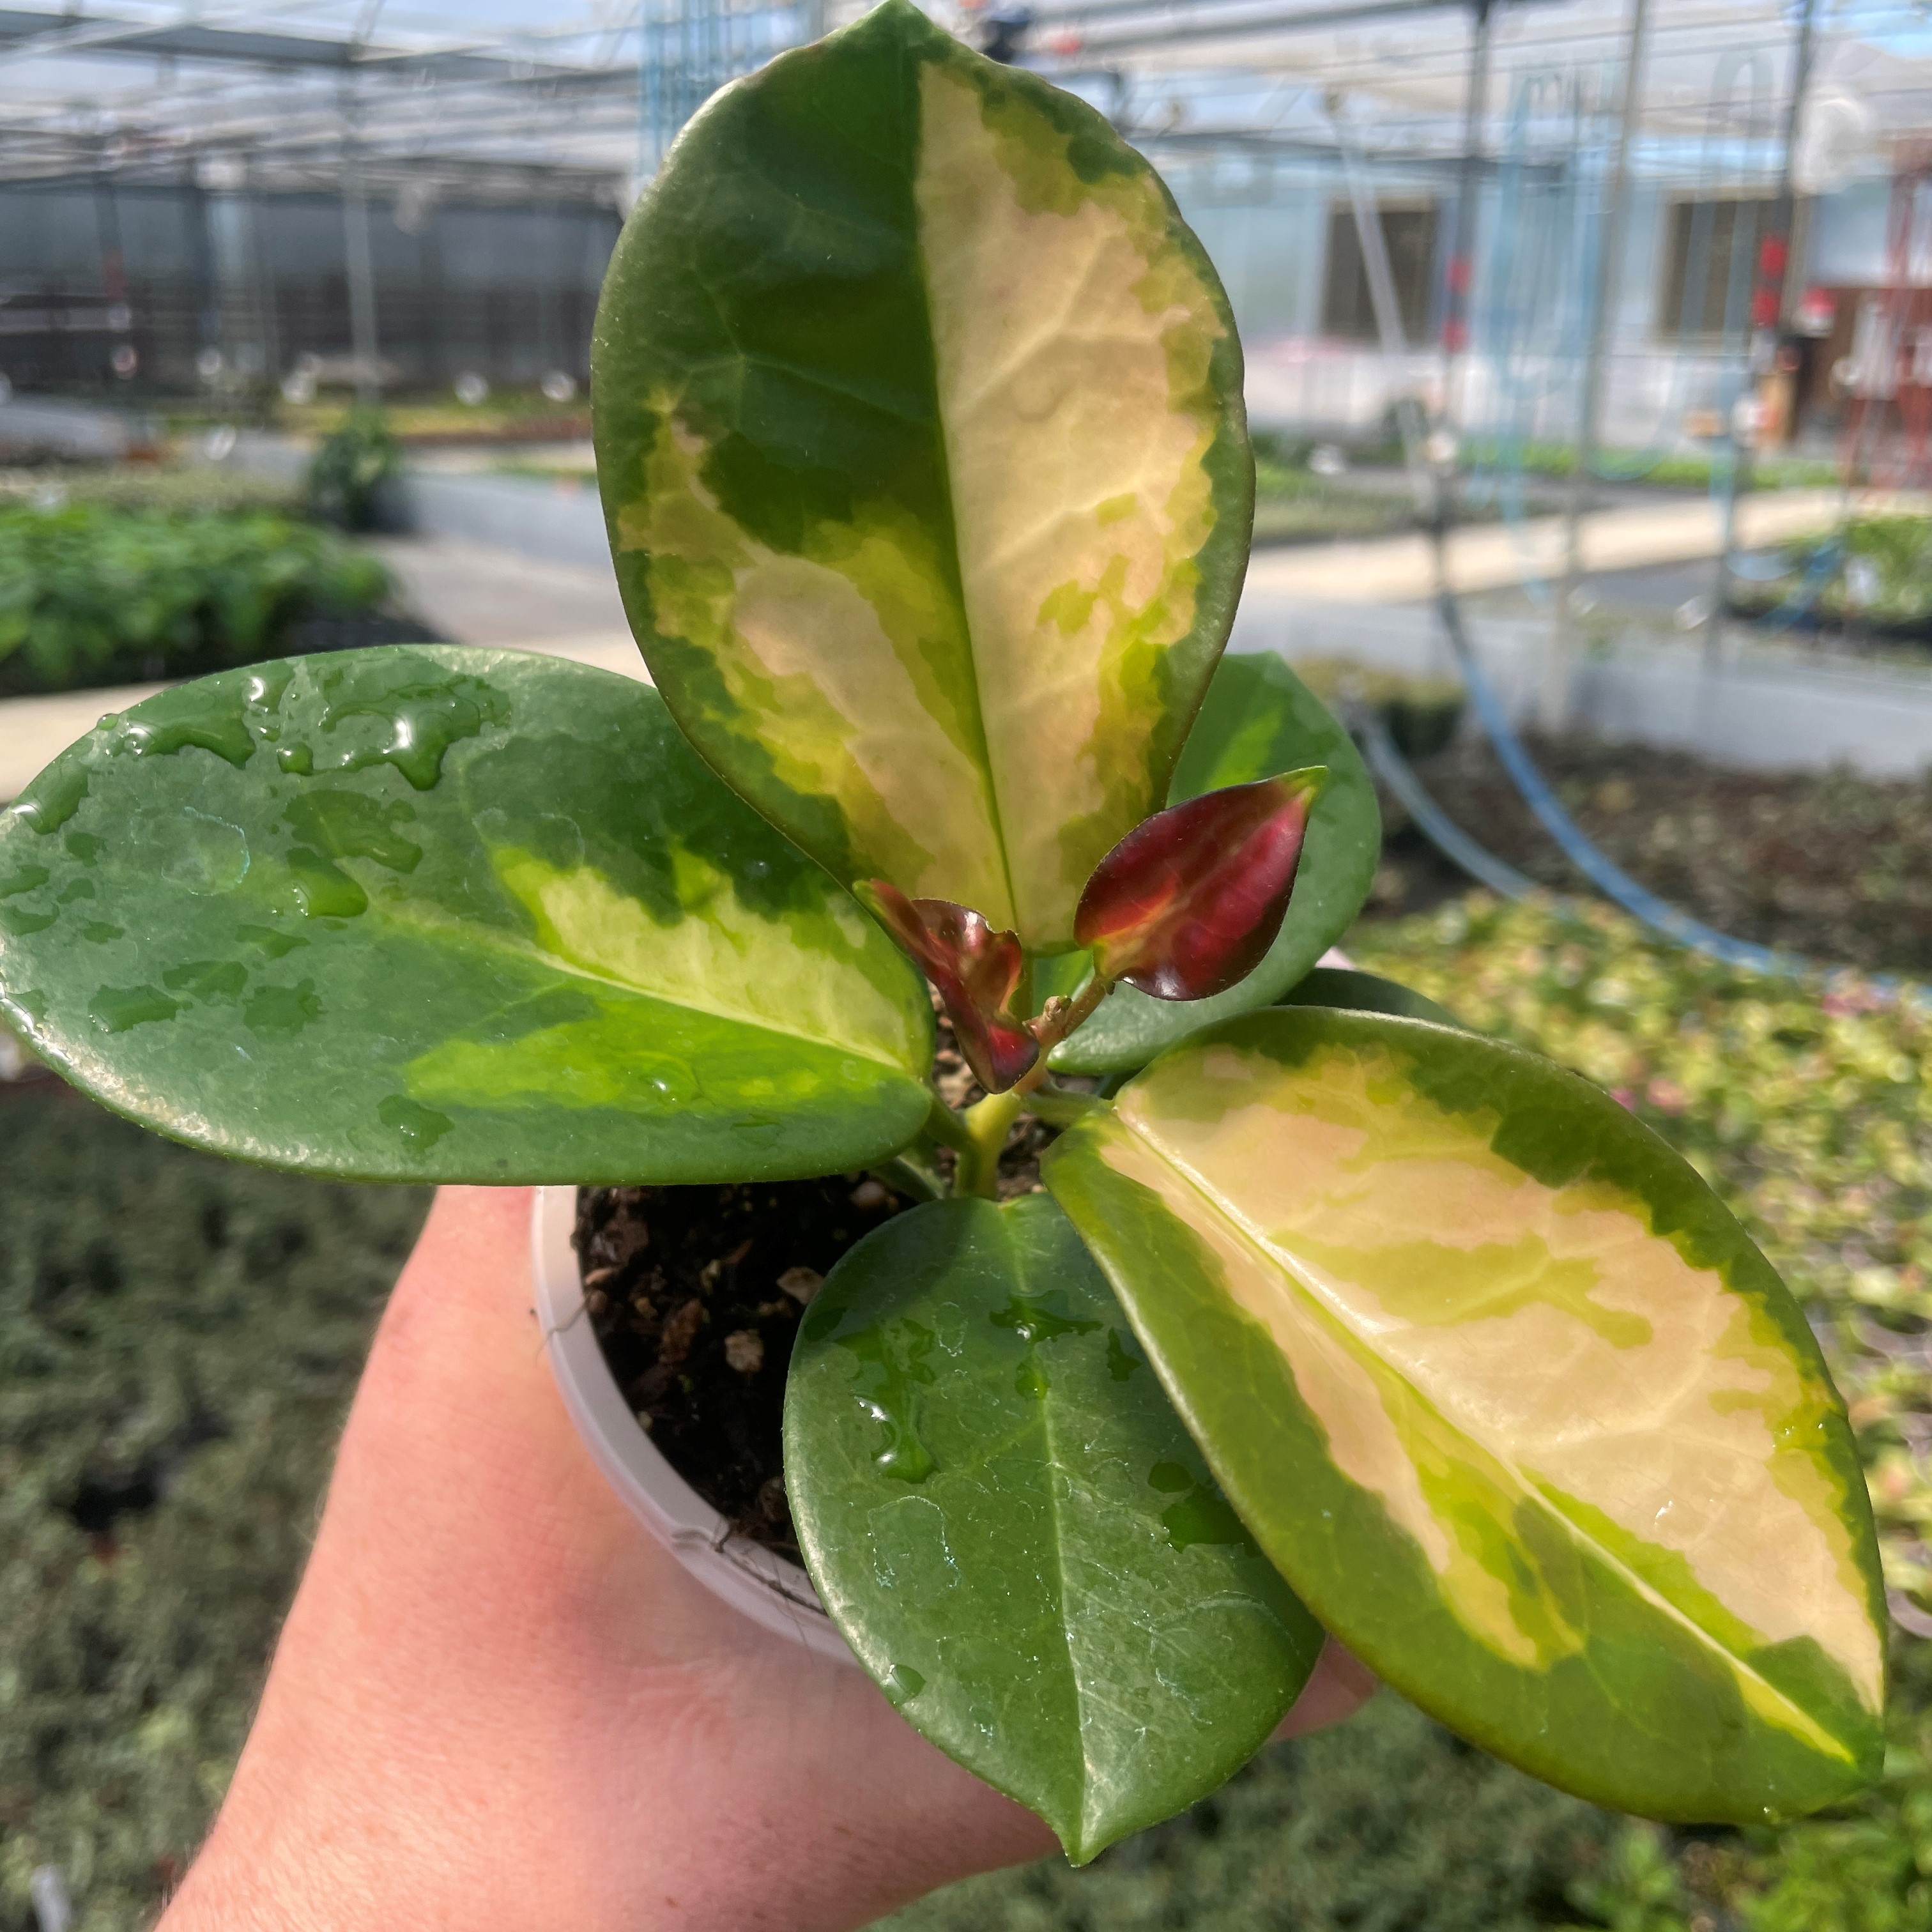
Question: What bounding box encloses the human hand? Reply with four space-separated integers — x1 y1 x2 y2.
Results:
161 1186 1373 1932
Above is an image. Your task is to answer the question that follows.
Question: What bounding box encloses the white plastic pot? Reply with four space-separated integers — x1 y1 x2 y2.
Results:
529 1184 855 1664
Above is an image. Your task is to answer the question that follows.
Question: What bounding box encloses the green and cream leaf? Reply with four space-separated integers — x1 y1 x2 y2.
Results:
593 0 1250 951
0 649 933 1181
1044 1007 1886 1822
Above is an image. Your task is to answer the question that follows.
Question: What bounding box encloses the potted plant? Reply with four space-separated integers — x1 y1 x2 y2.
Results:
0 0 1883 1869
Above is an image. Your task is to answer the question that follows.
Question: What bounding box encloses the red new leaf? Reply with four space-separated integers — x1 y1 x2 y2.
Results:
855 880 1039 1093
1075 769 1326 1001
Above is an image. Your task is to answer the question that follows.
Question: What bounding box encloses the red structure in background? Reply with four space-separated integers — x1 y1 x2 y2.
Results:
1842 137 1932 487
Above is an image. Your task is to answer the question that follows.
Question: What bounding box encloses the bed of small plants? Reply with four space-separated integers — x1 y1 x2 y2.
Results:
0 500 393 696
0 468 301 519
1729 514 1932 639
1455 439 1842 494
269 391 590 444
4 879 1926 1932
1249 440 1418 546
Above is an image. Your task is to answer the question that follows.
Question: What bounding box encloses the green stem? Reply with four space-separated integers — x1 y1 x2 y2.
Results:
923 1089 972 1151
955 1089 1022 1198
1011 971 1114 1098
1023 1083 1105 1130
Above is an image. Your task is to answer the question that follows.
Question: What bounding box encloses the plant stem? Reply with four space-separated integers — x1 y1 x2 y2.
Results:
923 1090 972 1151
1011 972 1114 1098
946 973 1114 1198
1023 1084 1106 1129
956 1089 1022 1199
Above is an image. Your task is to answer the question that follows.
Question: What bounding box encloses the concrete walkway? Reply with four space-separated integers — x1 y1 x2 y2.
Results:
1245 489 1854 604
0 488 1919 800
364 534 630 648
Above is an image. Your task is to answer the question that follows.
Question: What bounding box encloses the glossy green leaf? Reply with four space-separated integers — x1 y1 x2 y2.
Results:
1278 964 1464 1029
0 649 933 1181
785 1191 1321 1861
1044 1008 1886 1823
1050 652 1381 1073
592 0 1250 954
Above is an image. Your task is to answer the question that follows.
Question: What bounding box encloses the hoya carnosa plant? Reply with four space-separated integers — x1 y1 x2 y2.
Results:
0 0 1883 1866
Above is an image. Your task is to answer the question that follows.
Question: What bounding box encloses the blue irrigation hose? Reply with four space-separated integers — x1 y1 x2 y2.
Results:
1432 585 1814 977
1361 628 1920 1004
1353 703 1542 903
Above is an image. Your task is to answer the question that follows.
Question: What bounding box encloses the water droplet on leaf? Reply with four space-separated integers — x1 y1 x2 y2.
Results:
836 1318 940 1484
132 807 250 895
90 985 182 1032
286 848 367 919
119 682 256 768
310 656 510 791
284 791 422 873
235 923 306 960
163 960 247 1001
242 979 323 1038
10 761 89 835
378 1093 454 1149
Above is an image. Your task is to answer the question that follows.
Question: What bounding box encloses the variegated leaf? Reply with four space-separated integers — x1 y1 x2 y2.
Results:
1277 964 1464 1029
592 0 1250 953
1048 652 1381 1073
0 650 933 1182
1044 1008 1886 1823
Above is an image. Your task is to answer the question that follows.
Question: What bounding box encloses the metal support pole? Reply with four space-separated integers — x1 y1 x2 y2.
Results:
1544 0 1651 732
341 83 381 407
1704 0 1819 664
183 163 221 369
245 159 282 397
1438 0 1494 433
91 151 128 390
1331 95 1431 512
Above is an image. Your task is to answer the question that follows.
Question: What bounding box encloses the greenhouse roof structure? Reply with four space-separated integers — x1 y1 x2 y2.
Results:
0 0 1927 195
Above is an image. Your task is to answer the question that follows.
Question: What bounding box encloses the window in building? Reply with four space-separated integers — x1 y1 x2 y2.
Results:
1321 201 1439 342
1659 195 1778 338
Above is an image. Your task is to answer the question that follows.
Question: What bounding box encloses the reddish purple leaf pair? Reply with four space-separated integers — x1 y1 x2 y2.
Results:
1075 769 1326 1002
860 769 1323 1087
855 881 1039 1093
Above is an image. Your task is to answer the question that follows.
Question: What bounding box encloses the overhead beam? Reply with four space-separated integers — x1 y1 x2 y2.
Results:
1041 0 1560 57
0 6 585 80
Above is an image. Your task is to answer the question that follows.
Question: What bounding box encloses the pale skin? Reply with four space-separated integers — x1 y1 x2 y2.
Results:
158 1185 1375 1932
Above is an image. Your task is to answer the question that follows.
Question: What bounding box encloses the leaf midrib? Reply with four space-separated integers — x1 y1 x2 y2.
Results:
997 1210 1102 1848
111 854 923 1077
908 54 1022 939
390 893 923 1074
1112 1108 1855 1763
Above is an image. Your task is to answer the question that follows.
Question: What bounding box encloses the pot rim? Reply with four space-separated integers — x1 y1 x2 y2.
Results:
529 1184 856 1665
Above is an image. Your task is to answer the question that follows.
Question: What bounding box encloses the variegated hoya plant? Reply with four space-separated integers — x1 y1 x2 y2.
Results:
0 0 1887 1866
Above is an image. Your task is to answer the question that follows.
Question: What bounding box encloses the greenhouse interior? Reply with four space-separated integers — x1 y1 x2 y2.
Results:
4 0 1932 1928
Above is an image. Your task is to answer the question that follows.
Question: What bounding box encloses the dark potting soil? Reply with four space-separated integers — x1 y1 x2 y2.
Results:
577 1006 1060 1556
574 1172 913 1558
